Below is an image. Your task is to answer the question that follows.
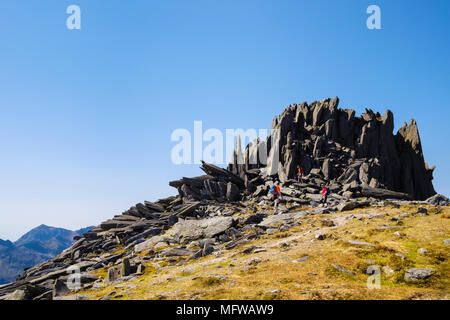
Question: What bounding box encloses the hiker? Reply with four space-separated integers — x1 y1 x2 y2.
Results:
297 165 304 182
320 183 330 205
270 181 281 214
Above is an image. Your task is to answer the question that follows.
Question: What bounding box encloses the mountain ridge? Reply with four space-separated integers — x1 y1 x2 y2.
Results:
0 225 94 285
0 97 448 300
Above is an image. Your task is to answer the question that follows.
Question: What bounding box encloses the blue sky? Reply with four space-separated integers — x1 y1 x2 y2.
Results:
0 0 449 240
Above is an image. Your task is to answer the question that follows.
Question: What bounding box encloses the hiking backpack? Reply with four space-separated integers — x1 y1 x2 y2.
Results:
270 185 276 194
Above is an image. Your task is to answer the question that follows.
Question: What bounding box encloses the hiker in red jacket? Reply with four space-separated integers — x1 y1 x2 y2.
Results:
320 183 330 205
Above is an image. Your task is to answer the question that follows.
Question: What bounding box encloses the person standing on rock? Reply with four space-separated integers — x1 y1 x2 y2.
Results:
320 183 330 205
270 181 281 214
297 165 304 182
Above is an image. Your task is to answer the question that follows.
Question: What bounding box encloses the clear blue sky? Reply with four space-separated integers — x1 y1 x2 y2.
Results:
0 0 449 241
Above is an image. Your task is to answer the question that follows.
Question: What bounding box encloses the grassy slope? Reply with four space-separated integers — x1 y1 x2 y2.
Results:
70 204 450 300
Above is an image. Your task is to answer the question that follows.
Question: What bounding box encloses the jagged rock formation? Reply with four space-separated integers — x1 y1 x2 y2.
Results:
229 97 435 200
0 97 444 300
171 98 436 202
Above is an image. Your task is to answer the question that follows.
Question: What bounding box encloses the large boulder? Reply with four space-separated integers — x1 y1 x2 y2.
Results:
404 268 436 282
337 201 370 212
134 235 170 253
425 194 449 206
106 267 120 284
120 258 131 277
165 217 235 243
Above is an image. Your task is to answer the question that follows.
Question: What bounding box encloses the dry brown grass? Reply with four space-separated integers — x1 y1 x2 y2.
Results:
69 204 450 300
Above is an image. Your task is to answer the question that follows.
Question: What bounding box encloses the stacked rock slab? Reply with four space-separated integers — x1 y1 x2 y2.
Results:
169 161 246 202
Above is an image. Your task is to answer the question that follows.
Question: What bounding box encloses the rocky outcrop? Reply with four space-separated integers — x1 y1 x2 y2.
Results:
0 97 444 300
166 98 436 203
227 97 436 200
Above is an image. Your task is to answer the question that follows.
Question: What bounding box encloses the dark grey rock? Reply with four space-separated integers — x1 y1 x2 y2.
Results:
315 231 327 240
226 182 240 202
243 213 267 225
6 284 48 300
120 258 131 277
331 264 355 276
186 250 203 261
33 290 53 300
345 240 374 247
425 194 449 206
168 215 179 226
136 264 146 275
161 248 195 257
165 216 234 243
258 212 306 229
360 186 410 200
321 219 335 227
417 207 428 215
292 256 309 263
107 267 120 284
53 279 71 298
242 246 257 254
248 258 262 266
202 244 214 257
225 241 238 250
404 268 435 281
417 248 429 255
337 201 370 212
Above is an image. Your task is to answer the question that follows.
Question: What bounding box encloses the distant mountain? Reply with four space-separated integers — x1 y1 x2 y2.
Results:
0 225 94 284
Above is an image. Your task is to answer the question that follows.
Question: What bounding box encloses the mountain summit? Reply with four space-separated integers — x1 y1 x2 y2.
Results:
0 98 447 300
0 225 93 285
227 97 435 200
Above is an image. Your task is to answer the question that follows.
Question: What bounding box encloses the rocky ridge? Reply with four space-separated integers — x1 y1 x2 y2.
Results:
0 97 447 300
